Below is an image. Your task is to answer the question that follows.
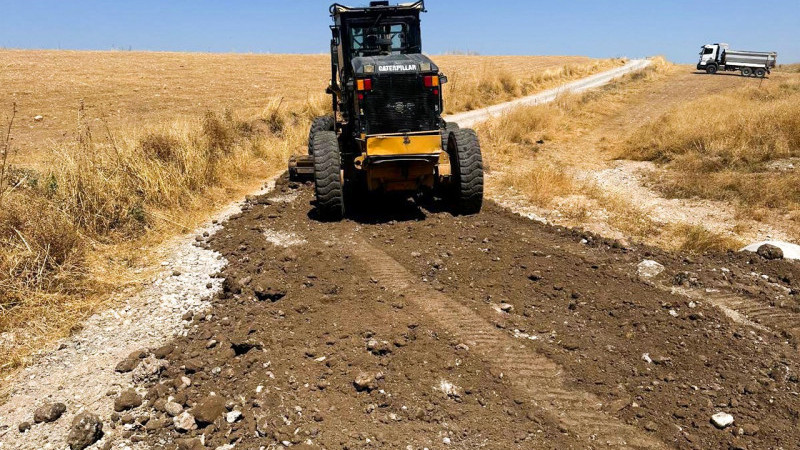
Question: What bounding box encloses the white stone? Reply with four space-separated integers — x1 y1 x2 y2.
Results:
438 379 461 398
711 412 734 429
33 115 43 122
164 401 183 417
173 411 197 431
637 260 665 279
443 437 452 445
226 410 242 423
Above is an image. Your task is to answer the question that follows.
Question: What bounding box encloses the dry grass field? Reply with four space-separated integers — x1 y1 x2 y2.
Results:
0 50 611 168
479 57 800 253
0 49 616 374
776 63 800 73
619 74 800 211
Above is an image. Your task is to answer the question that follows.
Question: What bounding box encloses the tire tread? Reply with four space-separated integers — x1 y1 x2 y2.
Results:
312 130 344 220
448 128 484 215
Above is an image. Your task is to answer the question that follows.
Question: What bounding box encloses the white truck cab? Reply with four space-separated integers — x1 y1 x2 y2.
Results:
698 43 728 67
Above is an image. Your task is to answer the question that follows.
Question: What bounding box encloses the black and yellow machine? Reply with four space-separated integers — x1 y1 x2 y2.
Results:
289 0 483 220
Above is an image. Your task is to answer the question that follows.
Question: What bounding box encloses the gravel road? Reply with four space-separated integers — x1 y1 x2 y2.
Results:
105 178 800 449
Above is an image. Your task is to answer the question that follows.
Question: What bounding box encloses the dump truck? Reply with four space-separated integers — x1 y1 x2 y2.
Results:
697 43 777 77
288 0 483 220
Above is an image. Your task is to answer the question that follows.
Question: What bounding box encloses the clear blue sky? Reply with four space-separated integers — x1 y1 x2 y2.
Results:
1 0 798 63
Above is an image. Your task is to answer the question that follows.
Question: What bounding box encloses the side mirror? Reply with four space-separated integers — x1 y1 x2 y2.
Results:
439 75 448 84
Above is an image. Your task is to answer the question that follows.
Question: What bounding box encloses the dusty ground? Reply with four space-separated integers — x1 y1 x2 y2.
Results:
6 177 790 449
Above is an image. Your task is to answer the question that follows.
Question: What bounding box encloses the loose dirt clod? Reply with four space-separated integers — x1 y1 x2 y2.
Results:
757 243 784 260
114 389 142 412
33 402 66 423
191 395 226 426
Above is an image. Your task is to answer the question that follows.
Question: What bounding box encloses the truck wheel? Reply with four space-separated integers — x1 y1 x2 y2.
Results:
447 128 483 215
308 115 335 155
441 121 460 150
312 130 344 220
706 65 718 75
741 67 752 77
755 68 766 78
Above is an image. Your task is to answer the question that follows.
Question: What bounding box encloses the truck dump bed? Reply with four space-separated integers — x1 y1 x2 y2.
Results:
724 50 777 68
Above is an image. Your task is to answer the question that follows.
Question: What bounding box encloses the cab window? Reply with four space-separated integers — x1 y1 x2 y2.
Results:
350 23 409 57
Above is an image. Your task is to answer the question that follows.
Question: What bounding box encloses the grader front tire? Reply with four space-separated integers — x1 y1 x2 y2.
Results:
308 115 335 155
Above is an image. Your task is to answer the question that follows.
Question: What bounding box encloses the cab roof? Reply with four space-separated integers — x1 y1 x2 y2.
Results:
330 1 425 16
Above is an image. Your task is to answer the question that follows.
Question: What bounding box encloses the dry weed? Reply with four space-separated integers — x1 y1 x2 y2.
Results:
619 76 800 210
665 224 743 254
0 94 327 373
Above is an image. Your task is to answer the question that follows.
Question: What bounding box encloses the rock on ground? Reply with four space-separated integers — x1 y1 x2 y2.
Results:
164 401 183 417
66 412 103 450
741 240 800 260
33 402 66 423
114 389 142 412
757 244 784 260
131 355 169 383
173 411 197 432
711 412 734 429
637 260 665 279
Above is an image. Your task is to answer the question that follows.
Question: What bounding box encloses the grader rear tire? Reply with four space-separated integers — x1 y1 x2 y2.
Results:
308 115 335 155
447 128 483 215
312 131 344 221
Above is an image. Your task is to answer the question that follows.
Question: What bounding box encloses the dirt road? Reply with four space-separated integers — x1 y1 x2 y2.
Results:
446 59 651 128
108 177 800 449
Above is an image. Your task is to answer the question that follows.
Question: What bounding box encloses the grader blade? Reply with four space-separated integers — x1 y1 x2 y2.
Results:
288 155 315 181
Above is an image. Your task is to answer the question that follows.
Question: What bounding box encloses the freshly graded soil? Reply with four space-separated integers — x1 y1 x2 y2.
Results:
126 176 800 449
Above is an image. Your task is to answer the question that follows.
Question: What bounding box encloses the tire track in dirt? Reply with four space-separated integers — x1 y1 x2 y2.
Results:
347 235 667 449
669 286 800 338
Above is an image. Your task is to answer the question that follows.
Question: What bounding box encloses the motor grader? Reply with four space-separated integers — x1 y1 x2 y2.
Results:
289 0 483 220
